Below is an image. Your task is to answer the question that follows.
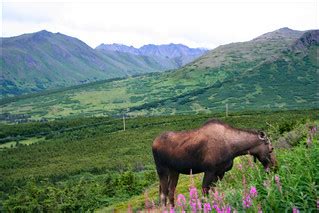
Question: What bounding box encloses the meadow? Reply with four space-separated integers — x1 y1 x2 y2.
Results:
0 109 318 211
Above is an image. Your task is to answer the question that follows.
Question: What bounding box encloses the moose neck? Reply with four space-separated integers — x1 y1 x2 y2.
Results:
228 130 260 157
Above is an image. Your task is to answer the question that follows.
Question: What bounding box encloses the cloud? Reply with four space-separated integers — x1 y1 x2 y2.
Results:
2 0 318 49
2 2 62 23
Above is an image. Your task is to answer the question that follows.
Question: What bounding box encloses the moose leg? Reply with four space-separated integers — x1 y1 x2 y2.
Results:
168 170 179 207
202 172 218 196
217 172 225 181
158 169 169 207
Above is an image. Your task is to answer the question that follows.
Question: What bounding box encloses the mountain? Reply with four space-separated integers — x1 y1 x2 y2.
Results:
96 43 207 67
189 27 305 70
96 43 141 55
1 28 318 122
1 30 206 97
1 30 117 96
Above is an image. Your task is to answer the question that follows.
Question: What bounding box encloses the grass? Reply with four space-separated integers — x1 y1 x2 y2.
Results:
0 137 44 150
0 109 318 211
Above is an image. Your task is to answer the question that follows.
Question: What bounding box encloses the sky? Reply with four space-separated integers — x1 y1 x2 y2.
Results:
1 0 318 49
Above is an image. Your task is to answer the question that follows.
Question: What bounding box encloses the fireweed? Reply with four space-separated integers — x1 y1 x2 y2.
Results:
156 141 318 212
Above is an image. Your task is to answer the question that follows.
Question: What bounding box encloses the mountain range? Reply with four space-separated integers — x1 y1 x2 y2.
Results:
1 27 318 121
0 30 207 97
96 43 207 66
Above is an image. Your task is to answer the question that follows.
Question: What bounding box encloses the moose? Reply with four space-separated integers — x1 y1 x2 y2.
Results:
152 119 277 207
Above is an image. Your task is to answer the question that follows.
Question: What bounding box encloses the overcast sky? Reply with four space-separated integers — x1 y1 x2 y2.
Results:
2 0 318 49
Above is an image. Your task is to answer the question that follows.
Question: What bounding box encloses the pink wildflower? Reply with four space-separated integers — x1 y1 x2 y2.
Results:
242 194 252 208
170 207 175 213
238 163 243 171
213 190 223 202
307 137 312 146
250 186 258 198
222 205 231 213
213 203 221 212
189 186 198 199
292 207 300 213
176 194 186 207
203 203 212 213
190 202 197 212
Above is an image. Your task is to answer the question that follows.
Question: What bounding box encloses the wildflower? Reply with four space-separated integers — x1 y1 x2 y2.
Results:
242 194 252 208
265 166 270 173
189 187 199 212
189 186 198 199
203 203 212 213
190 202 197 212
176 194 186 207
317 200 319 209
250 186 258 198
274 175 282 193
238 163 243 171
292 207 300 213
222 205 231 213
213 203 221 212
170 207 175 213
213 190 223 202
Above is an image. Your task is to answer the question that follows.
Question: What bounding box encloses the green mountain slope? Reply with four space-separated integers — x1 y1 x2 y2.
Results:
1 31 206 97
1 28 318 122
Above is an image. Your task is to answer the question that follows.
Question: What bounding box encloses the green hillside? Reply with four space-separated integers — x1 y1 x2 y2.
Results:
1 28 318 122
1 31 205 97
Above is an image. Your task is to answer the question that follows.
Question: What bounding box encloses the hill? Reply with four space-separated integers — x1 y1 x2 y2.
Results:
1 31 206 97
1 28 318 122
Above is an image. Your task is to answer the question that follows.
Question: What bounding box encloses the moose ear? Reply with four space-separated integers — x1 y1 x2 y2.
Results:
258 131 266 140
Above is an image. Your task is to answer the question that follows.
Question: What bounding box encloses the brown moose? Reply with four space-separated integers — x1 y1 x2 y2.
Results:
152 119 277 207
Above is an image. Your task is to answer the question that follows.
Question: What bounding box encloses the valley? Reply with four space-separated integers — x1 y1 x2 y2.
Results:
0 27 318 212
1 28 318 122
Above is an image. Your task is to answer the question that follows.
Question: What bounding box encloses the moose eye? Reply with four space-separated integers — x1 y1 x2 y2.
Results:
269 147 274 153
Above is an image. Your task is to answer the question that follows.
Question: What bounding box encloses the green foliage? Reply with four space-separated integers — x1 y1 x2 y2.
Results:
0 110 318 211
2 171 157 211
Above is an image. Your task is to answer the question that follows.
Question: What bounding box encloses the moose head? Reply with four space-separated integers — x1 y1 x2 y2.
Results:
249 131 277 171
